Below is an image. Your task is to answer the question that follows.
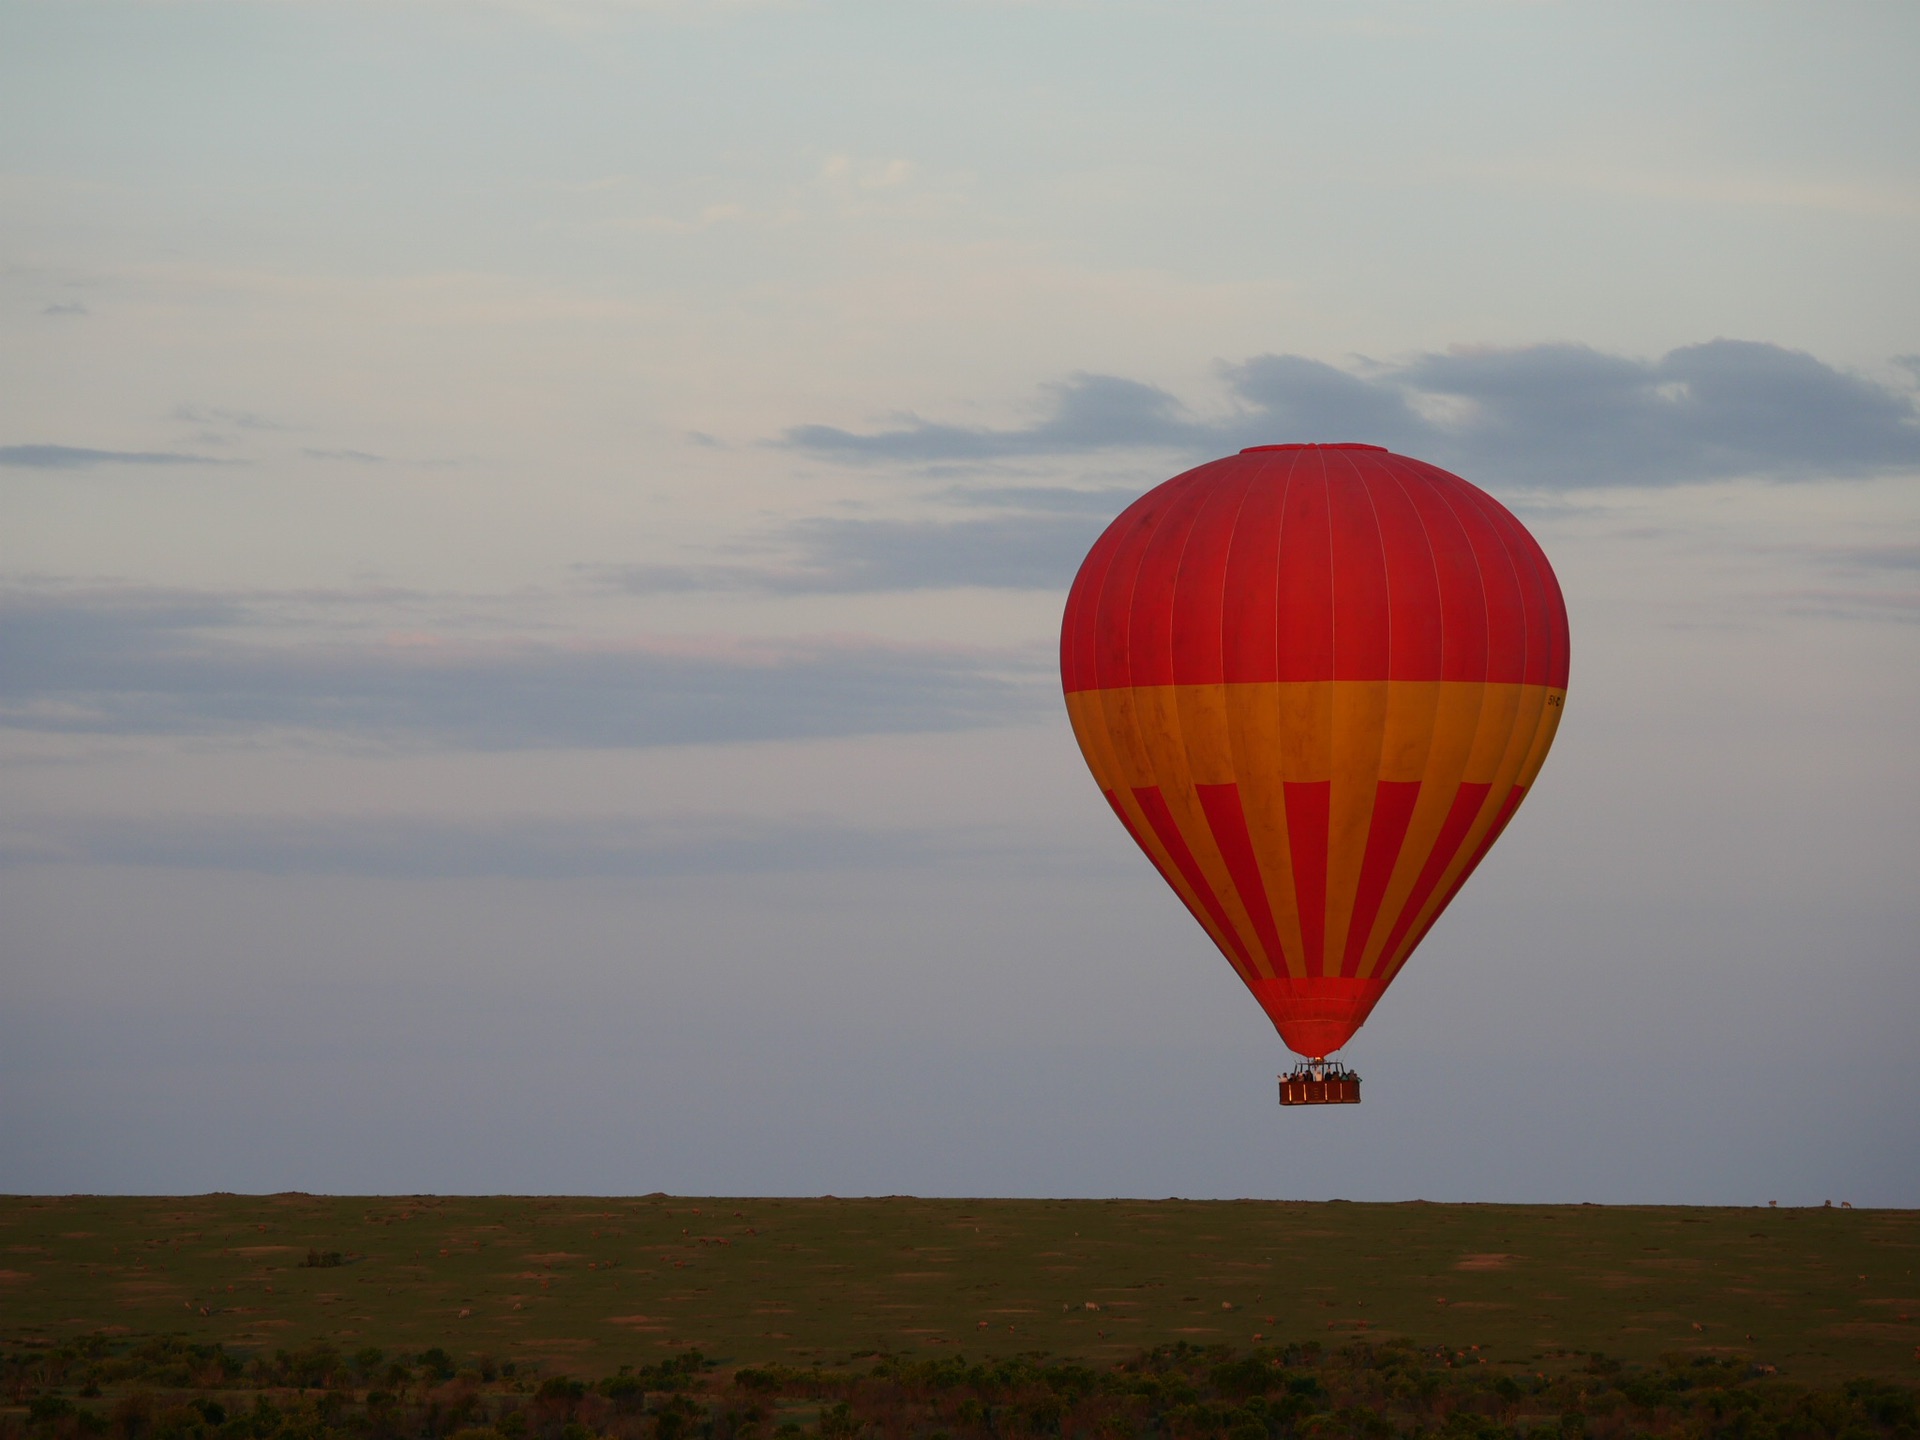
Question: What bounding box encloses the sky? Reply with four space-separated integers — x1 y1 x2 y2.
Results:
2 0 1917 1205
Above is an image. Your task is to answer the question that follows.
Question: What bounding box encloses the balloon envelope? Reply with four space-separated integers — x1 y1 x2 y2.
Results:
1060 444 1570 1058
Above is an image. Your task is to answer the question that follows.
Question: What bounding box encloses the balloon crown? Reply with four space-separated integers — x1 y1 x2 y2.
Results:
1240 443 1388 452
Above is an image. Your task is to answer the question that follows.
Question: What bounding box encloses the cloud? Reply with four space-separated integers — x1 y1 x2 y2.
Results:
0 444 224 469
0 813 1001 880
600 484 1152 598
1769 588 1920 623
941 485 1147 515
783 374 1195 462
782 341 1920 488
170 405 287 432
0 589 1046 748
1772 540 1920 575
1392 341 1920 486
1739 539 1920 624
605 511 1110 595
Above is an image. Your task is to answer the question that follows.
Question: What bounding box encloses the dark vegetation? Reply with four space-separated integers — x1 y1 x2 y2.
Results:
4 1334 1915 1440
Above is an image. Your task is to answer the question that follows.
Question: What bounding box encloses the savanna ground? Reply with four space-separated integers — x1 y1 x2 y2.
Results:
3 1197 1915 1440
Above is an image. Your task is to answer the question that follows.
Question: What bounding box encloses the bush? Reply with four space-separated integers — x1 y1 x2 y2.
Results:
2 1334 1914 1440
418 1350 458 1384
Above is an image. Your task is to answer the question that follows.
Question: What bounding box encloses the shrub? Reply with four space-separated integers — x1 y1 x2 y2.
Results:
418 1350 458 1384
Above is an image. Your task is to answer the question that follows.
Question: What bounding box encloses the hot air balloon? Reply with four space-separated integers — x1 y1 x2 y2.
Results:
1059 444 1569 1104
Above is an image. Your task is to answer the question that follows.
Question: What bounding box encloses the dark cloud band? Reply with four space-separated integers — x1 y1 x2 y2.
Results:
0 444 222 469
0 590 1045 748
0 814 1007 880
604 511 1109 596
783 340 1920 487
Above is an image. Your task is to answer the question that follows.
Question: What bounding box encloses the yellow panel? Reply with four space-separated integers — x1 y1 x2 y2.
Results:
1134 685 1272 980
1173 681 1236 787
1275 680 1334 782
1093 686 1156 790
1223 683 1307 977
1066 679 1567 990
1376 682 1559 983
1174 681 1279 977
1341 678 1442 971
1094 700 1258 987
1064 691 1122 793
1491 685 1549 797
1379 680 1442 784
1353 680 1486 978
1323 680 1390 973
1516 689 1566 789
1461 680 1523 786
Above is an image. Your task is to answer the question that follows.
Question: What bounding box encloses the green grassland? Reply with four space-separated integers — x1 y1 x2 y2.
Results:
2 1197 1915 1384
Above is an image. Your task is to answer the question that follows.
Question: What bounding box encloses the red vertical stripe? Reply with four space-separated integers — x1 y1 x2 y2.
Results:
1327 452 1390 680
1470 482 1570 690
1196 782 1289 973
1061 504 1131 693
1090 480 1179 691
1167 464 1259 687
1398 467 1489 685
1124 469 1219 687
1375 781 1493 971
1274 455 1335 683
1339 779 1422 977
1465 486 1550 688
1282 779 1331 974
1431 468 1526 686
1215 449 1292 685
1528 523 1572 690
1371 461 1442 681
1132 785 1254 968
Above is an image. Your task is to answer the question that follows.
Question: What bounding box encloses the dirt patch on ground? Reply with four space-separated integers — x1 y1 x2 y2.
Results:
1455 1254 1518 1271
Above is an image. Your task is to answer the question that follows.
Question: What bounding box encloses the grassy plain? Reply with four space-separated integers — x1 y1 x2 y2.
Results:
1 1196 1913 1383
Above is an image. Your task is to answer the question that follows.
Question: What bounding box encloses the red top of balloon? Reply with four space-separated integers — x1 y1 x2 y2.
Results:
1061 444 1569 694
